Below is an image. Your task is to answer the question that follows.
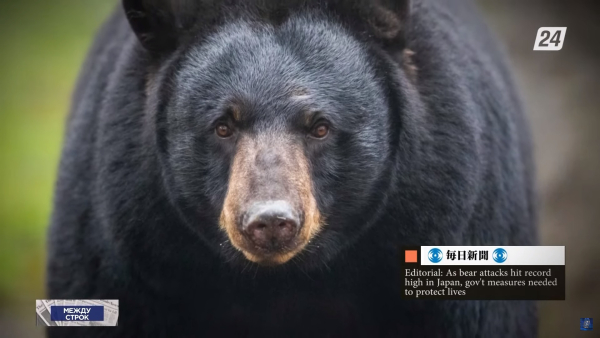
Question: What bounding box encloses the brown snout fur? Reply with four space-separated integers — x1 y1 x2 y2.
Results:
219 134 322 265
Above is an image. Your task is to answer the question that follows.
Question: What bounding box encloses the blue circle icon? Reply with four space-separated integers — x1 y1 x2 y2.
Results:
493 248 507 263
428 248 443 263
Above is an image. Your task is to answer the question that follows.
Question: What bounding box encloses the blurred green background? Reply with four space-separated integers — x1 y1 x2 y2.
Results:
0 0 117 317
0 1 599 337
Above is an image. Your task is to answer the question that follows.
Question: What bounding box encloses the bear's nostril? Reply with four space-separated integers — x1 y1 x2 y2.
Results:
242 201 300 251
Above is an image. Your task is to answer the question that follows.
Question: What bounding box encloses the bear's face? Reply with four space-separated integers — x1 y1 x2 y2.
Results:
154 16 399 268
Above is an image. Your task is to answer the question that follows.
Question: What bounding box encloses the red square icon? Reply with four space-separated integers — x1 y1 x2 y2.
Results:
405 250 418 263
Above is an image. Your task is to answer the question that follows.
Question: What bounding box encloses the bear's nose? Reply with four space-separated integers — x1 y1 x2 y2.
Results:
242 201 300 252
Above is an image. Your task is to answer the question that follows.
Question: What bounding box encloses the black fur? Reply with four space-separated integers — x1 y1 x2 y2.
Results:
47 0 537 337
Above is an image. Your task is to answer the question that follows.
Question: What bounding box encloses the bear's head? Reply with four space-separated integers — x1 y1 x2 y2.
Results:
123 0 414 268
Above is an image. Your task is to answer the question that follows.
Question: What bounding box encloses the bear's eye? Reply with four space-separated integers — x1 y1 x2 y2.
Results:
310 122 330 139
216 123 233 138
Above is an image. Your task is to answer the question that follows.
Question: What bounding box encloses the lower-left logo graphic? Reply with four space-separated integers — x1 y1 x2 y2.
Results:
36 299 119 327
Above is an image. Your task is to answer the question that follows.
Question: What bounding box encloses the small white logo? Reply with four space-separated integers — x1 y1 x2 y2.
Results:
534 27 567 51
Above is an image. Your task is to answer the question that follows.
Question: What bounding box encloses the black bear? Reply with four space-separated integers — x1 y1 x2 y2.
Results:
47 0 537 337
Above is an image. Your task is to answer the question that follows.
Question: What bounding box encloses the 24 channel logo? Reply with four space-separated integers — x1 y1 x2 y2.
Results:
428 248 443 263
492 248 507 263
534 27 566 51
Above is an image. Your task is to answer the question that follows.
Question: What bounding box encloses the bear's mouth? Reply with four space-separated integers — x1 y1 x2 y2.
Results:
237 240 308 266
219 134 322 265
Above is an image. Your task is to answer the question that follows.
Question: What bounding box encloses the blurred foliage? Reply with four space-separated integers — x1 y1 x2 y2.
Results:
0 0 116 306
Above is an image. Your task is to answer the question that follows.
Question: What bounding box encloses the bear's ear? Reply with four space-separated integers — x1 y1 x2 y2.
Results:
122 0 211 53
360 0 415 78
363 0 411 45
